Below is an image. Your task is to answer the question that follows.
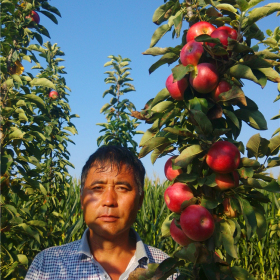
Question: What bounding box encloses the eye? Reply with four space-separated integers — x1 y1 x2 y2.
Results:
92 185 103 191
117 186 129 192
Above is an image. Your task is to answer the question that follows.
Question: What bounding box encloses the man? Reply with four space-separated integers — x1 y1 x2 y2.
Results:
25 146 171 280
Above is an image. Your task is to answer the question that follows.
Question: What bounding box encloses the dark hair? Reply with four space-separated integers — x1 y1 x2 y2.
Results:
81 145 145 195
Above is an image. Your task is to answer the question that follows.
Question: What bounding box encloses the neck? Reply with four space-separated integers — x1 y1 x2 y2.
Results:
87 228 136 259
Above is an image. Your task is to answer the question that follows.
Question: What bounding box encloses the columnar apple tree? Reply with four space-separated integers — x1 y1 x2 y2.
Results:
129 0 280 279
97 55 143 156
1 1 79 278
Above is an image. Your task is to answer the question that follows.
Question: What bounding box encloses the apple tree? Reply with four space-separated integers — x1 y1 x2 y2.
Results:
97 55 143 156
1 1 79 278
129 0 280 279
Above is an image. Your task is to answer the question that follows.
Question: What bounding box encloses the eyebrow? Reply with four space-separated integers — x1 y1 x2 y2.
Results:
88 180 133 189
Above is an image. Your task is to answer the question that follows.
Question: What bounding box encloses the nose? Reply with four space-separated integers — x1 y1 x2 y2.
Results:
102 187 118 207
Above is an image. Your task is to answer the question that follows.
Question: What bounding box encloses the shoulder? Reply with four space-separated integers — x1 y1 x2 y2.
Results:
144 244 170 264
25 240 81 280
37 239 81 260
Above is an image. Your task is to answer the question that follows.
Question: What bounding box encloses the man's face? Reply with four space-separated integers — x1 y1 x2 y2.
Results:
81 163 143 240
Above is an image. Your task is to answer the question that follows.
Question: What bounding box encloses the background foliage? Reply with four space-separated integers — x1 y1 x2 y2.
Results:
1 1 78 278
97 55 143 156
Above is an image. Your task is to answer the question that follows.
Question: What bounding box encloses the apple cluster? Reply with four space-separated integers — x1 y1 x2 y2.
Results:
165 21 238 100
164 180 215 245
206 141 241 218
206 141 240 191
164 159 215 245
163 140 241 245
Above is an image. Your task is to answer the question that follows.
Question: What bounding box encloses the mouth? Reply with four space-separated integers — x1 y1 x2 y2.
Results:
98 215 119 222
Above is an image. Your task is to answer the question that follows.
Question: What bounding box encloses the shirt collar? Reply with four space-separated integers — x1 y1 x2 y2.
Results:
77 228 148 262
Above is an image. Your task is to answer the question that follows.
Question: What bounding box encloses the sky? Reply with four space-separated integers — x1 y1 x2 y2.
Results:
29 0 280 181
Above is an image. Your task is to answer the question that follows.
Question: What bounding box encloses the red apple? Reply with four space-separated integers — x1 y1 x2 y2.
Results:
208 26 238 49
180 205 215 241
186 21 216 43
208 29 229 48
212 80 232 101
164 182 194 213
164 156 183 181
49 90 59 100
170 219 193 246
223 198 238 218
206 141 240 173
189 63 219 94
215 170 239 191
165 74 188 100
217 26 238 40
26 11 40 24
180 40 204 66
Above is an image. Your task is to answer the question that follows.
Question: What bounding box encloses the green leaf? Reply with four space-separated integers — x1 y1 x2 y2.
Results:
161 213 174 237
171 64 194 81
151 101 174 113
246 3 280 26
235 109 267 130
215 3 237 13
30 78 56 89
195 34 220 44
1 154 13 174
27 44 46 53
240 157 261 167
189 97 208 113
34 32 44 45
215 85 247 106
7 127 25 140
149 52 179 74
100 103 111 113
173 10 183 38
142 47 169 56
65 216 84 243
254 208 267 239
27 220 47 227
223 109 240 128
17 254 28 265
247 0 266 10
189 109 213 135
241 56 273 69
262 180 280 193
150 24 172 48
236 0 248 11
238 167 254 179
151 142 173 164
246 133 270 159
18 223 40 243
257 67 280 83
63 126 78 135
174 145 203 168
228 64 260 85
151 88 170 107
238 197 257 239
201 196 219 209
40 10 58 24
139 137 174 158
41 2 61 17
230 266 255 280
220 220 238 258
12 74 22 85
152 2 174 25
267 134 280 155
176 173 198 183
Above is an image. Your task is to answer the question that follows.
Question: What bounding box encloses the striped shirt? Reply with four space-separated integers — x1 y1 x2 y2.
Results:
25 228 171 280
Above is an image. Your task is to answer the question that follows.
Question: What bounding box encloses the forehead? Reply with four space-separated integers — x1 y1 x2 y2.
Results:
86 162 136 182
